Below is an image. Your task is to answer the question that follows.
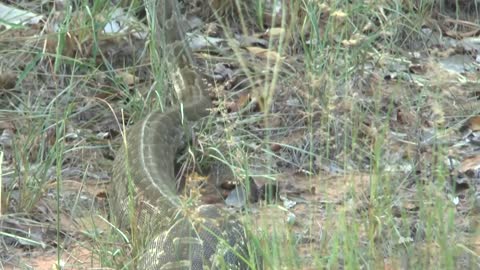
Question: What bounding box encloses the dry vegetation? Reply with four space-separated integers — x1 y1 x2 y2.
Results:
1 0 480 269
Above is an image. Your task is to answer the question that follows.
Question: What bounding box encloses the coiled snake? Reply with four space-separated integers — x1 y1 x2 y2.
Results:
110 0 251 269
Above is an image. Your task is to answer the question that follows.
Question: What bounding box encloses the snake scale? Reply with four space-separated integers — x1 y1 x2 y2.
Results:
110 0 251 269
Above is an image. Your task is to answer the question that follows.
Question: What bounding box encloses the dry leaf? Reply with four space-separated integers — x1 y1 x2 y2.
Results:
459 155 480 177
0 72 16 89
341 34 366 47
362 20 375 33
462 116 480 132
238 35 268 47
409 63 427 74
264 27 285 39
227 92 251 113
117 71 138 86
0 3 44 28
245 46 282 61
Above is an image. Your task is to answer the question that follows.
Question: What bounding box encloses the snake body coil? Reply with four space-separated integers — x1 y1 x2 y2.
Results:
110 1 250 269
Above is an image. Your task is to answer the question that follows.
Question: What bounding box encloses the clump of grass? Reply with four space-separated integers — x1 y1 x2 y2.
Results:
202 0 480 269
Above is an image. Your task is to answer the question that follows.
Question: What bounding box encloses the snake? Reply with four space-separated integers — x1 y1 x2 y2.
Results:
110 0 252 269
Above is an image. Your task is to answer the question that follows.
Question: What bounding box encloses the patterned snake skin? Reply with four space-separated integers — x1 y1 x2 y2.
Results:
110 0 252 269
